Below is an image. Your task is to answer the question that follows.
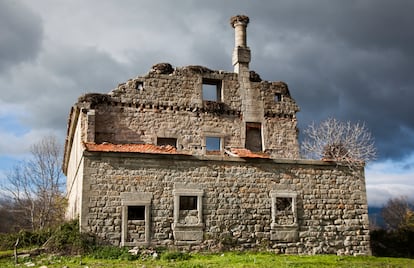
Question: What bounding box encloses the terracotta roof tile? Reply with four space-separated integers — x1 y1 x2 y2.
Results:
83 142 270 158
230 148 270 158
83 142 188 155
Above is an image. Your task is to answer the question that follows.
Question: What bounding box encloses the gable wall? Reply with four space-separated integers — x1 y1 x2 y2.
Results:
88 69 300 158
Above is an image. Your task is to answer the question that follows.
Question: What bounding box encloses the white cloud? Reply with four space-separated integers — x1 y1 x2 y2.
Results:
0 128 62 157
366 155 414 206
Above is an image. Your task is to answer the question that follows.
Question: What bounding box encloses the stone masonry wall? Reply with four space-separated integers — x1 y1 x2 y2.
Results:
75 65 300 158
81 152 370 255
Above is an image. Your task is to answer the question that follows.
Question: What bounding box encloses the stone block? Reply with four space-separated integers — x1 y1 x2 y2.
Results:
270 226 298 242
173 230 203 242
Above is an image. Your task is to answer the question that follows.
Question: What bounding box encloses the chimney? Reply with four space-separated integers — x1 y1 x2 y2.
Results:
230 15 251 73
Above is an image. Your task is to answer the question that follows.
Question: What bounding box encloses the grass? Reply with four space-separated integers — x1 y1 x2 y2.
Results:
1 251 413 268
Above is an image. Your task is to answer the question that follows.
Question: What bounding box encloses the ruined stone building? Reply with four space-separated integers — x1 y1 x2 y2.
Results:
63 15 370 255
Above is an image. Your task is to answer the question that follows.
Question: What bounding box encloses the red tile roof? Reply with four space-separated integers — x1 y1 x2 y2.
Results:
230 148 270 158
83 142 270 158
84 142 186 155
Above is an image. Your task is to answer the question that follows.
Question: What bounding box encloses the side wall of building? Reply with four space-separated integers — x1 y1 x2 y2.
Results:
81 153 370 255
65 112 86 220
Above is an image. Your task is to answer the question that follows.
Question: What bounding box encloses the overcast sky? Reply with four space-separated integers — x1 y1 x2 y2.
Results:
1 0 413 206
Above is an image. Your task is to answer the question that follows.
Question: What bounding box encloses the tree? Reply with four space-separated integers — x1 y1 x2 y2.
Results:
5 135 66 231
381 196 412 231
301 118 377 168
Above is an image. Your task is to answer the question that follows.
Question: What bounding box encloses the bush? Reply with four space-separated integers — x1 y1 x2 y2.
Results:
0 228 52 250
43 220 96 255
371 228 414 258
0 219 98 254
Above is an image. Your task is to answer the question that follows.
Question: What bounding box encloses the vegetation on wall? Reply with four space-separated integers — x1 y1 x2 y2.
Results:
301 118 377 168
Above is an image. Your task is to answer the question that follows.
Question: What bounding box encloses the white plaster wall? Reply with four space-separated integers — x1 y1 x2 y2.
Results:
65 113 85 220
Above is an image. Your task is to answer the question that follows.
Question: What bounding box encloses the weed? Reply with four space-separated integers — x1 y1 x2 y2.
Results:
89 245 138 260
161 251 192 261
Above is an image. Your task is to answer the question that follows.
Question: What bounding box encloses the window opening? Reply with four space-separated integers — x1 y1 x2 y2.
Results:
180 196 197 210
276 197 294 223
206 136 221 153
245 122 262 152
136 81 144 91
157 137 177 148
274 196 295 225
270 191 298 242
120 192 152 246
202 79 222 101
172 188 204 242
274 93 282 102
128 205 145 221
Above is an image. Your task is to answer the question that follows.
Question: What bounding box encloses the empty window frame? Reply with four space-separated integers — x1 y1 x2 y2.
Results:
128 205 145 221
205 136 221 153
173 189 204 226
120 192 152 246
275 198 294 224
245 122 262 152
135 81 144 91
202 79 222 101
274 93 282 102
180 196 198 210
270 192 297 227
157 137 177 147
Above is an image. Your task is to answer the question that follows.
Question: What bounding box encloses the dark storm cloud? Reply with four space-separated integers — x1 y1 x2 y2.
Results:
0 1 43 73
2 0 414 162
0 0 412 205
222 0 414 160
11 46 138 132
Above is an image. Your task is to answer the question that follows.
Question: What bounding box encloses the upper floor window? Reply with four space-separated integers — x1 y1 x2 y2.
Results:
157 137 177 148
205 136 221 153
202 79 222 102
136 81 144 91
245 122 262 152
274 93 282 102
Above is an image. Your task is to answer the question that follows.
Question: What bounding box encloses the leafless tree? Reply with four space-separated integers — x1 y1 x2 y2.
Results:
5 135 66 231
381 196 412 231
301 118 377 168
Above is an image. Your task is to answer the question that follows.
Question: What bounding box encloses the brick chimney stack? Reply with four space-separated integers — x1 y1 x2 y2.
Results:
230 15 251 73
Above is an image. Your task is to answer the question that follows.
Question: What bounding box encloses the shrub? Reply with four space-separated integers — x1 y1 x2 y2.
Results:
370 228 414 258
0 228 52 250
43 220 96 255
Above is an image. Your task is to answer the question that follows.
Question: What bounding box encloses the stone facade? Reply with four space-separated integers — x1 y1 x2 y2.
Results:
63 15 370 255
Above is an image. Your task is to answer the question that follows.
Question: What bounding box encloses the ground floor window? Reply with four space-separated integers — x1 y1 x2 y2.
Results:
128 205 145 220
172 186 204 243
120 192 152 246
270 191 298 242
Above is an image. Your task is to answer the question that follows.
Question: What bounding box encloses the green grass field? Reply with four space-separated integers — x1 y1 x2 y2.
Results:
1 251 413 268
